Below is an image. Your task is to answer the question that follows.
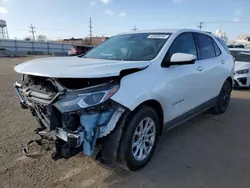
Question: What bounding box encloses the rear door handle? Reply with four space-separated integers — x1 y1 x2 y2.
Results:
196 66 203 72
221 60 226 64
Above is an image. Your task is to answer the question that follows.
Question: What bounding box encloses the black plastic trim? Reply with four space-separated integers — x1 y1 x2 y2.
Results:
163 96 218 132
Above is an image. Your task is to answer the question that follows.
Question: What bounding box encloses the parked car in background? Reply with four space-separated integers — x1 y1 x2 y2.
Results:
236 44 245 48
230 48 250 88
68 45 94 56
0 48 27 57
14 29 234 171
228 44 245 48
0 48 14 57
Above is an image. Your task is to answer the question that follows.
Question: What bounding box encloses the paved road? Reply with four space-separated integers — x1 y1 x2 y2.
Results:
0 56 250 188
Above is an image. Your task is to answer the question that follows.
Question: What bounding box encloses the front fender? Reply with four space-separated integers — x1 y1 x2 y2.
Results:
111 67 165 119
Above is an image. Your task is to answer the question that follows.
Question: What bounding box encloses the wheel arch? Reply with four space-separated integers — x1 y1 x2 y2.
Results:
131 99 164 135
226 76 233 88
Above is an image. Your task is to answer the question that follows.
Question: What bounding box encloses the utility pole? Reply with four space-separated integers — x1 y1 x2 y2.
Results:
6 25 9 39
132 26 137 31
29 24 36 41
89 18 92 45
198 22 203 30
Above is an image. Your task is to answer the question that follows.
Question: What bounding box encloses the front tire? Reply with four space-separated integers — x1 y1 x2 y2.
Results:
118 106 160 171
212 80 232 114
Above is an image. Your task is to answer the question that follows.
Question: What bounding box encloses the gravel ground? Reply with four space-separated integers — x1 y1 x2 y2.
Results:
1 56 250 188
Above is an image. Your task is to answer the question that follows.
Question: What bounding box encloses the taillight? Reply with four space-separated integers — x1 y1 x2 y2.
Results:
76 49 81 54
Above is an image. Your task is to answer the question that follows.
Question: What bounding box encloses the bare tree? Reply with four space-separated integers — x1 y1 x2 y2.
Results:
36 35 47 42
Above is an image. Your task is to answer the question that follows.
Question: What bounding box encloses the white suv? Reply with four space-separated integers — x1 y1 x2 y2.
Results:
229 48 250 88
14 29 234 171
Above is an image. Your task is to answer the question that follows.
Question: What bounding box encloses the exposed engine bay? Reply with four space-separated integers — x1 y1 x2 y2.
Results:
14 74 127 160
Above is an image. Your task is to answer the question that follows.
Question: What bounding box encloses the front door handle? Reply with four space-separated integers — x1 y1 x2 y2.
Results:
221 60 226 64
197 66 203 72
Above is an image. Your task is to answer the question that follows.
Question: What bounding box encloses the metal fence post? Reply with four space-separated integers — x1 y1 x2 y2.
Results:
15 39 17 50
47 42 50 54
32 41 34 52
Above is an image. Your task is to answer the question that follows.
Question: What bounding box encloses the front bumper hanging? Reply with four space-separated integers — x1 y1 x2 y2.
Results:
14 81 125 159
14 82 77 145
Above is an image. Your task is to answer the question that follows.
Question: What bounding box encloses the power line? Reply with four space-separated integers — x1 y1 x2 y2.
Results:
132 26 138 31
197 21 250 28
205 21 250 24
89 18 92 44
29 24 36 41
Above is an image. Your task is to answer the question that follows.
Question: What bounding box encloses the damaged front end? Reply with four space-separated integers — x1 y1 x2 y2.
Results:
14 75 126 160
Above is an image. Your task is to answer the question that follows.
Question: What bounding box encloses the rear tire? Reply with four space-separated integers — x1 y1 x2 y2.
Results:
212 80 232 114
118 106 160 171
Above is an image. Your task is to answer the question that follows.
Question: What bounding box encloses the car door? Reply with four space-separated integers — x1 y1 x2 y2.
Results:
194 33 225 102
159 32 206 122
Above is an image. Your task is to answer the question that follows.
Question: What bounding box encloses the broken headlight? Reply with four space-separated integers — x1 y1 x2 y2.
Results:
54 85 119 112
77 92 107 108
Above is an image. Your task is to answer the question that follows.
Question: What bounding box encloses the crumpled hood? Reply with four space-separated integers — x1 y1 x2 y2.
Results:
14 57 150 78
235 61 250 71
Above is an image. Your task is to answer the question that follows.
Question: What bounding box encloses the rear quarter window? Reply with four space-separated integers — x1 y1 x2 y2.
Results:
215 38 230 54
213 41 221 56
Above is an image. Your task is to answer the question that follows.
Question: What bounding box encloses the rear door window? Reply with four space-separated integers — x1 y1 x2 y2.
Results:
195 33 216 60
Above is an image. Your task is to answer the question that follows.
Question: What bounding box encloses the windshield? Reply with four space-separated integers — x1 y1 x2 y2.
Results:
230 50 250 62
84 33 171 61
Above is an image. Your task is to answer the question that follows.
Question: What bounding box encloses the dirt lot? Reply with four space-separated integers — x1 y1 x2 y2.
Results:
1 56 250 188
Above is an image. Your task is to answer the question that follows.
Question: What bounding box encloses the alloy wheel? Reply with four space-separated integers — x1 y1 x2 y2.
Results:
132 117 156 161
220 86 231 109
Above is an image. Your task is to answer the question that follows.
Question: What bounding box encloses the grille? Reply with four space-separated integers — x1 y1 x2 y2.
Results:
234 80 239 87
238 77 247 85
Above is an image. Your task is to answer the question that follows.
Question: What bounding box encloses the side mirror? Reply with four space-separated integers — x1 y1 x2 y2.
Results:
163 53 197 67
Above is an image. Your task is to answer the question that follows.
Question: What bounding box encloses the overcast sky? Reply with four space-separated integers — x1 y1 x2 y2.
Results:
0 0 249 40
